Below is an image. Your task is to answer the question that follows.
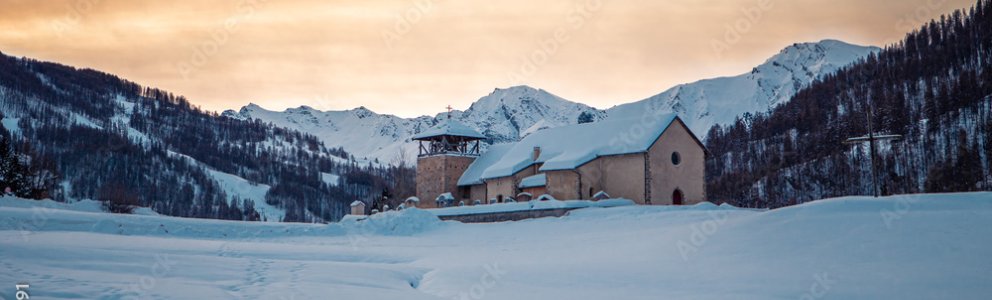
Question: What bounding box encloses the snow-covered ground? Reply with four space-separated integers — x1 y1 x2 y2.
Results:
427 199 636 217
1 192 990 299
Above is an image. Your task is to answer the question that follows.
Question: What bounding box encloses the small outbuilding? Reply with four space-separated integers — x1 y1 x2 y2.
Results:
350 200 366 215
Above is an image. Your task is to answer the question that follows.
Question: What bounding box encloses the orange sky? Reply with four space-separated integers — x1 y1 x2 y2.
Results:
0 0 975 117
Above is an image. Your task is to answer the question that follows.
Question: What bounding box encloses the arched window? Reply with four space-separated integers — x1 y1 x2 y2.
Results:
672 189 684 205
671 151 681 165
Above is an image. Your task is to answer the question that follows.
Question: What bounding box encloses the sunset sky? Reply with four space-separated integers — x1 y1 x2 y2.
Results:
0 0 975 117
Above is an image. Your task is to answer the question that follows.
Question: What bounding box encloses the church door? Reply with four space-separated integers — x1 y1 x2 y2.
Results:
672 189 684 205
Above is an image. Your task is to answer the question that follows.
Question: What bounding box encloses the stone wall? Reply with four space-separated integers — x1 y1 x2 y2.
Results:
544 153 647 202
437 207 578 223
577 153 647 202
467 184 487 203
416 155 477 208
545 170 579 200
484 164 540 201
521 186 547 198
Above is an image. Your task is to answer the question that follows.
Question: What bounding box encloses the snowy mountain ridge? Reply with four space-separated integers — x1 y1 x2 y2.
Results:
226 86 605 164
607 39 881 136
231 40 879 164
225 103 436 165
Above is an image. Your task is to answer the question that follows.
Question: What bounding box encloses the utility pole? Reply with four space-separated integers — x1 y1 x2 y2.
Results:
843 104 902 197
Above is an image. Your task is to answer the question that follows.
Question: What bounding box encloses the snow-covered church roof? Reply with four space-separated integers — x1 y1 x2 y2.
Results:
457 114 685 185
457 143 514 186
411 119 486 140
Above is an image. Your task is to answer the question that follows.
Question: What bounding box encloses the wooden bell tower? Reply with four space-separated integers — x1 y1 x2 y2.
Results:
412 111 485 208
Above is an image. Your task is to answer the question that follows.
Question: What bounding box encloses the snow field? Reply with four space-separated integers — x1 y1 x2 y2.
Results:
0 192 990 299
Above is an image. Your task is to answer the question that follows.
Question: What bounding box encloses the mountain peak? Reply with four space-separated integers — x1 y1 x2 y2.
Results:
764 40 880 73
494 85 539 93
608 39 879 140
350 106 376 119
351 106 375 113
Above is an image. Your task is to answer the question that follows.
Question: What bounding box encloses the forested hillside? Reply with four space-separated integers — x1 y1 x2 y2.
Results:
705 0 992 207
0 53 413 222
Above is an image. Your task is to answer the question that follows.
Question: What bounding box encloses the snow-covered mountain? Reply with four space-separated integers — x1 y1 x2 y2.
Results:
227 86 605 164
225 104 436 165
606 39 880 137
452 86 607 142
231 40 877 164
0 51 400 222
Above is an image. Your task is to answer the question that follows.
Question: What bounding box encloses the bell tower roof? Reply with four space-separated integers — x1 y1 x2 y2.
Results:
412 119 486 141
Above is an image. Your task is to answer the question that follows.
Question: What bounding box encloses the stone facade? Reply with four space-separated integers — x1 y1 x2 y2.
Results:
517 119 704 205
462 184 487 203
484 163 540 202
646 119 706 205
520 186 547 198
543 153 647 202
416 155 476 208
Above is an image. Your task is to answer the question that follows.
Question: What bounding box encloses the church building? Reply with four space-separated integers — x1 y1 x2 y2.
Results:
414 114 706 208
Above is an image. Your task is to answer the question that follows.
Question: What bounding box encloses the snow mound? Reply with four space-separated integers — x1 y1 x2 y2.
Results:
337 208 445 236
0 196 158 215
